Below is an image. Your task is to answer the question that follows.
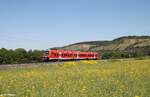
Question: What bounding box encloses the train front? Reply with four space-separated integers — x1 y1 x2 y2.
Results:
42 50 50 61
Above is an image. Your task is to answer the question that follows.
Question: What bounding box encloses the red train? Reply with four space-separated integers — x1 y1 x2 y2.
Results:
42 49 99 61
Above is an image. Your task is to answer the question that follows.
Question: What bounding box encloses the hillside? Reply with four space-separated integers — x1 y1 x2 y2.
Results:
54 36 150 51
52 36 150 58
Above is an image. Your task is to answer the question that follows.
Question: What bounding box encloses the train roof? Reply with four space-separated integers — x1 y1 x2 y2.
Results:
48 49 98 53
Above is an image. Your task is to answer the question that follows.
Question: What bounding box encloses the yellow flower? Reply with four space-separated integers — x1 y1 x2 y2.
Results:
82 86 87 91
134 96 140 97
32 86 35 89
0 95 5 97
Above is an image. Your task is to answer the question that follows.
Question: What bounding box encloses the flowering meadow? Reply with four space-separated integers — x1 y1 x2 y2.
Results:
0 59 150 97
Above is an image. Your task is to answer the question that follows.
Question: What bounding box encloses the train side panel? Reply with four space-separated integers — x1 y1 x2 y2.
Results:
43 49 100 61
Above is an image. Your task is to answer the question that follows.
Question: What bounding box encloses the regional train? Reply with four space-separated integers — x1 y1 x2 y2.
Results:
42 49 99 61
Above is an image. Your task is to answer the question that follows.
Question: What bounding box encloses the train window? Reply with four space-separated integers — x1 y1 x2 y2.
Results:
51 52 54 56
80 54 82 57
44 51 49 56
46 51 49 55
53 53 58 56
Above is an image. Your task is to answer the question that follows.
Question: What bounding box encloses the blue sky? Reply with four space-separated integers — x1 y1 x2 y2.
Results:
0 0 150 50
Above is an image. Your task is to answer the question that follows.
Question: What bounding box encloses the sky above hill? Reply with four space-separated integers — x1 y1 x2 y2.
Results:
0 0 150 50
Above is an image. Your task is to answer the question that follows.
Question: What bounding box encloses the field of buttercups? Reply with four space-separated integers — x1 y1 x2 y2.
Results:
0 59 150 97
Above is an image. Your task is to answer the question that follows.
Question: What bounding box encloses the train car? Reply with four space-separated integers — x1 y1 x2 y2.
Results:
42 49 99 61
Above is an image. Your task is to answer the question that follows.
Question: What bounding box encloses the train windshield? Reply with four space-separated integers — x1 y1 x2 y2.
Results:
43 51 49 56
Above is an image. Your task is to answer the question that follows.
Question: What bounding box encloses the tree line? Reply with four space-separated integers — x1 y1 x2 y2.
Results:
0 48 43 64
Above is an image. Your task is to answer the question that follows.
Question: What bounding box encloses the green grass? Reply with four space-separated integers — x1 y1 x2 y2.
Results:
0 59 150 97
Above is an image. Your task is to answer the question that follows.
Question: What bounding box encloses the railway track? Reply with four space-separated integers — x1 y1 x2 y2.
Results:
0 62 62 70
